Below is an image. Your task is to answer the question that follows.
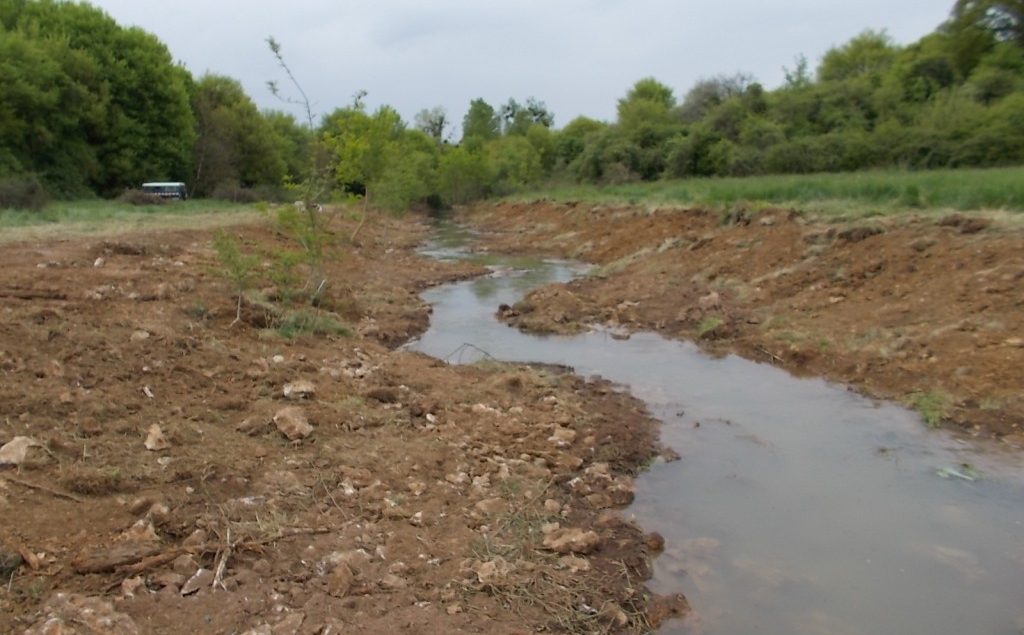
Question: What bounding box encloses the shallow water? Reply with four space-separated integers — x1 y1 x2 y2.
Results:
409 225 1024 635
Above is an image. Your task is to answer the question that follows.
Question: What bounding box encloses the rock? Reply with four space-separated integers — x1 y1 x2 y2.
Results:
543 499 562 514
274 407 313 440
180 567 214 595
282 380 316 400
271 355 286 364
474 557 514 585
542 527 601 554
548 427 577 448
647 593 690 627
235 417 270 436
1006 337 1023 348
645 532 666 552
0 436 43 466
130 330 150 342
24 593 140 634
271 613 305 635
144 424 170 451
326 562 354 598
151 571 186 590
380 573 408 590
172 554 200 576
121 519 159 543
473 497 507 516
120 576 145 597
182 530 207 549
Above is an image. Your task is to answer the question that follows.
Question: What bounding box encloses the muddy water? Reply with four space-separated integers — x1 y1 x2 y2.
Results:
409 225 1024 635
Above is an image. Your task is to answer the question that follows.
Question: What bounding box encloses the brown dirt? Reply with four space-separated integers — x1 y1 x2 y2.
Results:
466 201 1024 441
0 213 684 634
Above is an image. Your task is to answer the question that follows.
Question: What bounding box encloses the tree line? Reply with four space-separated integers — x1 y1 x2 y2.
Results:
1 0 1022 211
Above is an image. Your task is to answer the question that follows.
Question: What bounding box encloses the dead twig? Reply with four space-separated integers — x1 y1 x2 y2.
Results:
1 476 84 503
212 526 231 591
756 345 783 364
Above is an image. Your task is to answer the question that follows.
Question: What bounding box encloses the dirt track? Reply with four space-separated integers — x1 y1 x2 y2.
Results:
0 215 684 634
467 201 1023 441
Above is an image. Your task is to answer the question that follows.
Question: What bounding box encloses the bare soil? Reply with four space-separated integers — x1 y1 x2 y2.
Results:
467 201 1024 441
0 214 684 634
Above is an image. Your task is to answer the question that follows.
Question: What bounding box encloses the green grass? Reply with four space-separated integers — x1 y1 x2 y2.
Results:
0 198 262 241
909 390 953 428
514 166 1024 220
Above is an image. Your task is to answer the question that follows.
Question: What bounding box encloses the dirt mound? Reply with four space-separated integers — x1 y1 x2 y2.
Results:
469 201 1024 440
0 214 677 634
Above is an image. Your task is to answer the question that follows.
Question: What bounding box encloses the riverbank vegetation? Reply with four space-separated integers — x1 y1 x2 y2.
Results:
1 0 1023 215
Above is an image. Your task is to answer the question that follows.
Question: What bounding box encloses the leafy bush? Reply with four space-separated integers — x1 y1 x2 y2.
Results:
211 181 261 203
117 188 164 206
0 175 50 211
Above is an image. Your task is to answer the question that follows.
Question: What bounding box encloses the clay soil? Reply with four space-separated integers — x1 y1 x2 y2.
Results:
468 201 1024 441
0 214 684 634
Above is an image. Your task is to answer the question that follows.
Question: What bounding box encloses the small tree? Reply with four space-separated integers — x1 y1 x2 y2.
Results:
212 231 259 325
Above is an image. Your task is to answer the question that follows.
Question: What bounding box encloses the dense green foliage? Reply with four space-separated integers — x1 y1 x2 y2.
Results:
1 0 1023 212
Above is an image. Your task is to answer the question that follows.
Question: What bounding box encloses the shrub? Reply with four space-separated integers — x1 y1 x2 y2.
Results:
211 181 261 203
0 175 50 211
117 188 164 206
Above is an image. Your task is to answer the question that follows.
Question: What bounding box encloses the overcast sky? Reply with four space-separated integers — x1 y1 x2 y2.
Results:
90 0 955 131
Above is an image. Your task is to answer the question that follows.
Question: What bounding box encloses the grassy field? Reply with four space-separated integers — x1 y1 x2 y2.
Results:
516 166 1024 220
0 199 263 242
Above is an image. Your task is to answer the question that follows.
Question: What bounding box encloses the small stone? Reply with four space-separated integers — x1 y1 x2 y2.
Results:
152 571 186 590
271 613 305 635
130 330 151 342
474 557 514 585
180 568 214 595
548 427 577 448
698 291 721 311
0 436 43 466
93 257 105 268
182 529 207 549
1006 337 1023 348
24 593 139 634
542 527 601 554
473 497 506 516
543 499 562 514
274 407 313 440
326 563 354 598
271 355 286 364
144 424 170 451
172 554 200 576
380 573 408 590
283 380 316 400
645 532 666 552
446 604 463 615
121 576 145 597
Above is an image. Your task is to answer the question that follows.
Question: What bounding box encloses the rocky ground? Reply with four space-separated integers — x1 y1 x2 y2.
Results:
0 213 685 634
467 201 1023 441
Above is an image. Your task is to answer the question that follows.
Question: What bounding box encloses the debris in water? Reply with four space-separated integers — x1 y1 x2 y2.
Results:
936 464 980 481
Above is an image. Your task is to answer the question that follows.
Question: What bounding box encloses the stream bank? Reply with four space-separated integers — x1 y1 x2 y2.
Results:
465 200 1024 440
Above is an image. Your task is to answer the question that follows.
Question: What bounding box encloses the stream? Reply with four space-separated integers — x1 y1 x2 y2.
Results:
408 223 1024 635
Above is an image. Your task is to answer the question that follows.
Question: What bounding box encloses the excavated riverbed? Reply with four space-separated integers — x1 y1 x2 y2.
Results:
411 223 1024 635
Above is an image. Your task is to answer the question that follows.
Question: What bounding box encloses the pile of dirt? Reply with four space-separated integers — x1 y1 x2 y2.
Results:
0 213 683 634
469 201 1024 440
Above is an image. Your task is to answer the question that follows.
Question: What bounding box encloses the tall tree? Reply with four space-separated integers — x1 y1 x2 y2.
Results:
461 98 500 144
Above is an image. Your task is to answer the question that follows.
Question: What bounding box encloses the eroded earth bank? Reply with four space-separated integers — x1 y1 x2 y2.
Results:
469 201 1024 441
0 216 684 634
